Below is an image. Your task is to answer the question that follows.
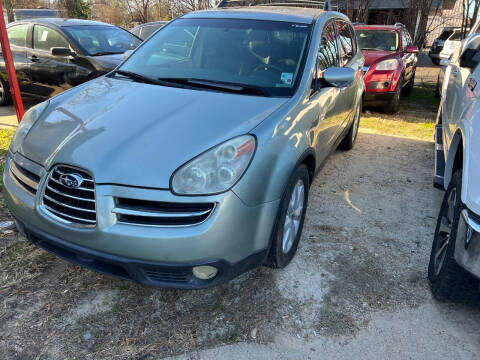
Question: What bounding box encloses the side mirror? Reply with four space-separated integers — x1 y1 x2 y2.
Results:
51 47 73 57
459 34 480 70
323 67 355 88
123 49 134 60
406 45 419 54
439 58 451 67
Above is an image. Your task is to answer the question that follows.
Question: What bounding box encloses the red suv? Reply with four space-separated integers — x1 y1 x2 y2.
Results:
354 24 419 113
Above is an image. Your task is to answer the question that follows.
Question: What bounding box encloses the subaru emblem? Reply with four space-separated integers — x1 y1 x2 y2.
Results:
59 173 84 188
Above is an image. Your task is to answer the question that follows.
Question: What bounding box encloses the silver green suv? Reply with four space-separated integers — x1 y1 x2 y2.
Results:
4 6 364 288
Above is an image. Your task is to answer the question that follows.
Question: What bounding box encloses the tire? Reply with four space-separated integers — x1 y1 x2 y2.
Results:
0 78 12 106
385 78 402 114
266 164 310 268
402 72 415 97
339 100 361 151
435 75 441 99
428 170 480 303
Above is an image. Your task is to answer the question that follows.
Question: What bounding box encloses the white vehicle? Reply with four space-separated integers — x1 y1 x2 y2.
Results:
430 33 480 301
439 30 464 60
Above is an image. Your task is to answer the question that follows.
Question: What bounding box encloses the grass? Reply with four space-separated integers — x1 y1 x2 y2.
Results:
0 128 15 189
361 85 438 142
401 86 439 111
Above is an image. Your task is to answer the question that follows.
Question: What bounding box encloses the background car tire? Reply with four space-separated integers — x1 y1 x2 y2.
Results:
402 72 415 97
432 58 440 66
339 100 361 151
0 78 12 106
385 78 402 114
266 164 310 269
428 170 480 303
435 76 441 98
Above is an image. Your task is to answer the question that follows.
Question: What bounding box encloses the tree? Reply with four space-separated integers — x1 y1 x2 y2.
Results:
402 0 442 49
356 0 371 23
462 0 480 36
57 0 92 19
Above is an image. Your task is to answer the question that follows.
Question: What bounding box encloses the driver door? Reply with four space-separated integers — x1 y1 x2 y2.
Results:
444 45 472 151
308 21 344 163
26 25 79 98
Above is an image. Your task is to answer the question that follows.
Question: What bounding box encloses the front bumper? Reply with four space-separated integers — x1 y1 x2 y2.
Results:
3 153 279 288
364 91 395 106
14 218 268 289
454 209 480 279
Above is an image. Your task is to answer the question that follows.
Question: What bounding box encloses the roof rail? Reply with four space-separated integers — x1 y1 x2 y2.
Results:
216 0 338 10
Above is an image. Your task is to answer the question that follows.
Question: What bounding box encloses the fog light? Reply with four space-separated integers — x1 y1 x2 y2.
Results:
192 265 218 280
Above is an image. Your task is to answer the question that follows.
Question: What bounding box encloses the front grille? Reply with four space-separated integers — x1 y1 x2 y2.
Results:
113 198 215 226
142 268 190 283
9 159 40 195
42 165 96 227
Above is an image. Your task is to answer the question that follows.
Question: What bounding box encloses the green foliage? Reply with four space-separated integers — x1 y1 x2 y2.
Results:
74 0 92 20
0 129 15 189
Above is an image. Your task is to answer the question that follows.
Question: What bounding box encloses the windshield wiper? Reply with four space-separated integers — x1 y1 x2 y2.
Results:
114 70 188 89
361 48 388 51
92 51 123 56
157 78 270 97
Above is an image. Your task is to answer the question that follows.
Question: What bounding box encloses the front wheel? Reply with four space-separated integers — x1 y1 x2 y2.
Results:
385 78 402 114
402 72 415 97
266 164 310 268
428 170 480 303
0 78 12 106
339 100 361 150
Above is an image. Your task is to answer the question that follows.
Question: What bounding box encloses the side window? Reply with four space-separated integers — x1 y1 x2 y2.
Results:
336 21 355 66
34 25 70 51
317 22 338 73
7 24 28 47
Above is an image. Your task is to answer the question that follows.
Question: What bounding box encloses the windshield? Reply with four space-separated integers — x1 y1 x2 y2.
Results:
64 25 141 56
118 18 312 97
355 29 399 51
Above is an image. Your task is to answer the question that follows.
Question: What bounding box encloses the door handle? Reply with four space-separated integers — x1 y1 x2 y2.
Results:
28 55 39 62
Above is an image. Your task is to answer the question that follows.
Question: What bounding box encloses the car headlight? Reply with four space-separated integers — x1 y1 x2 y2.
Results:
171 135 256 195
375 59 399 71
9 101 49 153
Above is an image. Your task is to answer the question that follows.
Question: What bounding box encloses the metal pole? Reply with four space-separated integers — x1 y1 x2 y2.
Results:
0 0 24 123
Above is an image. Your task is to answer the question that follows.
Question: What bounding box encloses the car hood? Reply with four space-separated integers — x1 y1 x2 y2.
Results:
87 53 124 72
20 77 287 189
361 49 397 67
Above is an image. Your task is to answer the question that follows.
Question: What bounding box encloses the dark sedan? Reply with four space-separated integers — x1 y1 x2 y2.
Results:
0 18 141 105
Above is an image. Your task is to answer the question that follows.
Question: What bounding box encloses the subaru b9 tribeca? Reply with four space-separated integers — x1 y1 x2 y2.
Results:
4 7 364 288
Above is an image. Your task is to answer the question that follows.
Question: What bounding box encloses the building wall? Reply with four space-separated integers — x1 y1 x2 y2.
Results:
337 0 463 45
426 0 463 45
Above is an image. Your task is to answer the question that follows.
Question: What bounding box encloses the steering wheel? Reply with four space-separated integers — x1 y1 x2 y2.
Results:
252 63 283 74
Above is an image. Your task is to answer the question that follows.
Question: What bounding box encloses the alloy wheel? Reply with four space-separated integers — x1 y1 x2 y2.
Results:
433 187 457 275
282 179 305 254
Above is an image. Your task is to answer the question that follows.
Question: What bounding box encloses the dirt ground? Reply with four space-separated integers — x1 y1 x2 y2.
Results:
2 61 480 359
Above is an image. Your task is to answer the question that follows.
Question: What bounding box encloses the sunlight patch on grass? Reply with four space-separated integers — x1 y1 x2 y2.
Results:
0 129 15 189
360 114 435 142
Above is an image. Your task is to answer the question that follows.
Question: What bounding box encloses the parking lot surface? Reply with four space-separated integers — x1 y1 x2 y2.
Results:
2 62 480 359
